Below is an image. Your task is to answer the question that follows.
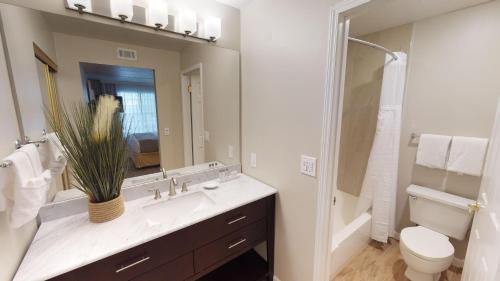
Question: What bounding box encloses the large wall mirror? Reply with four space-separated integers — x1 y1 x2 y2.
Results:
0 2 240 203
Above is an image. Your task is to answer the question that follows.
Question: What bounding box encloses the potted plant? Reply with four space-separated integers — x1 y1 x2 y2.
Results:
47 95 129 223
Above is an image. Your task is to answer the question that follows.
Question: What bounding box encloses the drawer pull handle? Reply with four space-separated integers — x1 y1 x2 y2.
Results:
228 238 247 249
115 256 151 273
227 215 247 225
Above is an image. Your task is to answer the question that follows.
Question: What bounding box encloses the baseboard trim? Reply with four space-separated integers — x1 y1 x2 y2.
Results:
452 257 465 268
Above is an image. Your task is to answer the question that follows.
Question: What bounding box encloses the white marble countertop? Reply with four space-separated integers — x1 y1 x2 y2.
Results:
14 174 277 281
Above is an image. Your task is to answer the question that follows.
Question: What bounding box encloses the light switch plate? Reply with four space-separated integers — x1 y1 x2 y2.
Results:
164 128 170 136
250 152 257 168
205 131 210 142
300 155 316 177
228 145 234 158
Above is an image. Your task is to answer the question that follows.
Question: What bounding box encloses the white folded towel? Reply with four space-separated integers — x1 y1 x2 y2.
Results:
39 132 67 176
416 134 452 169
447 136 489 176
4 144 52 228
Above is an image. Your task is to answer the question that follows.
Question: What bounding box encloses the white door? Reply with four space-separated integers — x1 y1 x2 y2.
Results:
462 99 500 281
189 71 205 165
181 66 205 166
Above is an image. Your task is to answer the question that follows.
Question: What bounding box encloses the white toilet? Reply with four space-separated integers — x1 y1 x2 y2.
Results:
400 185 475 281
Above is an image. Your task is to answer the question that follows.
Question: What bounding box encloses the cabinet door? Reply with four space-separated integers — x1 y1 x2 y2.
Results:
194 219 267 272
131 253 194 281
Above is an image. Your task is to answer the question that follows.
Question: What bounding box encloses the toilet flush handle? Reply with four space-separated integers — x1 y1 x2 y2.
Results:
409 195 417 200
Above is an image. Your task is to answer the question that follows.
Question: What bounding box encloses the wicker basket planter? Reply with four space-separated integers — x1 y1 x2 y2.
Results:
88 194 125 223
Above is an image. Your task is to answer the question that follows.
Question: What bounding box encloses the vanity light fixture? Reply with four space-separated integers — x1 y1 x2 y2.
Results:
179 9 197 36
205 16 221 42
111 0 134 23
66 0 92 14
64 1 219 43
148 0 168 30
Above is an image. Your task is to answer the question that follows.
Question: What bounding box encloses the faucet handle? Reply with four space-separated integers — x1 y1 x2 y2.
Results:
161 168 167 179
148 188 162 200
181 181 191 193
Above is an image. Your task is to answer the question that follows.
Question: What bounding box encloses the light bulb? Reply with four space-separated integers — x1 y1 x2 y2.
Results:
110 0 133 22
178 9 197 35
148 0 168 29
67 0 92 13
205 16 221 41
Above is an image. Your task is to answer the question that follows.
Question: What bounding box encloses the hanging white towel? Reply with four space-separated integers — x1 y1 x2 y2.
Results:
4 144 52 228
0 168 9 212
39 132 67 176
356 52 407 243
447 137 489 176
416 134 452 169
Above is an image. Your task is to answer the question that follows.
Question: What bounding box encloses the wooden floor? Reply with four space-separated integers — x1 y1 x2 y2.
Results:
332 239 462 281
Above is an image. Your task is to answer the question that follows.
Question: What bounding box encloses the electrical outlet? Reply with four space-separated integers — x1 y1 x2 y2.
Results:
164 128 170 136
250 152 257 168
300 155 316 177
228 145 234 158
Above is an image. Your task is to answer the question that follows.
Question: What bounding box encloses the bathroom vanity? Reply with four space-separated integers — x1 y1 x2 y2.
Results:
14 175 277 281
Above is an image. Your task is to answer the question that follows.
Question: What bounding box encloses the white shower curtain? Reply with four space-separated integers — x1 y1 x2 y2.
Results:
355 52 407 243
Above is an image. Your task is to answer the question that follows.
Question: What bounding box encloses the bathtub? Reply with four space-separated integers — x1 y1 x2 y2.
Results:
329 190 372 279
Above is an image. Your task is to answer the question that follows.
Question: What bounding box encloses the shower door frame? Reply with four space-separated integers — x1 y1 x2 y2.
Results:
312 0 376 280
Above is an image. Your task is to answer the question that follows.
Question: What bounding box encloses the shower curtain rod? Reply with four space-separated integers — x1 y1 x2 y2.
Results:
348 37 398 61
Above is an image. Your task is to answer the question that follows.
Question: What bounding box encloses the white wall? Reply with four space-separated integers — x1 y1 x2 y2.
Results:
241 0 338 280
52 32 185 170
180 44 240 166
0 17 38 281
396 1 500 258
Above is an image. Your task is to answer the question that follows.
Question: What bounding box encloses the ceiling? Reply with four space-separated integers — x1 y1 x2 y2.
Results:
215 0 252 9
81 63 155 84
349 0 493 36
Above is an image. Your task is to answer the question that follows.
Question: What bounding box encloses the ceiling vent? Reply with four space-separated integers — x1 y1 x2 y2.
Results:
117 48 137 61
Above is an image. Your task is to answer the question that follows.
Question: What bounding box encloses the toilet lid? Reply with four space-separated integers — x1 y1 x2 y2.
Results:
401 226 454 261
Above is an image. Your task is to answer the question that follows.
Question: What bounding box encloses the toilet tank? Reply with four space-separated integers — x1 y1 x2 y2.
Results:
407 185 475 240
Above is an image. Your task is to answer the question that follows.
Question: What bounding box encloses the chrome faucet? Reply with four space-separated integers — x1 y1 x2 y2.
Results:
149 188 162 200
169 177 178 196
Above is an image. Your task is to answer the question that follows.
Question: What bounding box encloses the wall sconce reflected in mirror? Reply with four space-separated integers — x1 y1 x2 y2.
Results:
178 9 197 36
66 0 92 14
111 0 134 23
148 0 169 30
205 16 221 42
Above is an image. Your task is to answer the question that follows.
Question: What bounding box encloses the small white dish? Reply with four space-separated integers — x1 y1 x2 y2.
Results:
203 181 219 190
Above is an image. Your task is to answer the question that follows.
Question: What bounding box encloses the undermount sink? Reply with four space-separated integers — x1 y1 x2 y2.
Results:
142 191 216 226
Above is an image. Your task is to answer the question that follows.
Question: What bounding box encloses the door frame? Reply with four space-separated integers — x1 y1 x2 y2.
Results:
312 0 372 280
180 63 204 167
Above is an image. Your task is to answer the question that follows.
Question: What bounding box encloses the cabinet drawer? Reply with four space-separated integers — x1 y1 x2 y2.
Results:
194 219 267 272
131 252 194 281
51 227 194 281
193 199 267 248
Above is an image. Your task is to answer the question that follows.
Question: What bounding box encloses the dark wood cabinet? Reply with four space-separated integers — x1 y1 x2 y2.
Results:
51 195 275 281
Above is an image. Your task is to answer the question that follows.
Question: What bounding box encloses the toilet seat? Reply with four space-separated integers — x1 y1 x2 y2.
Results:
400 226 454 261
